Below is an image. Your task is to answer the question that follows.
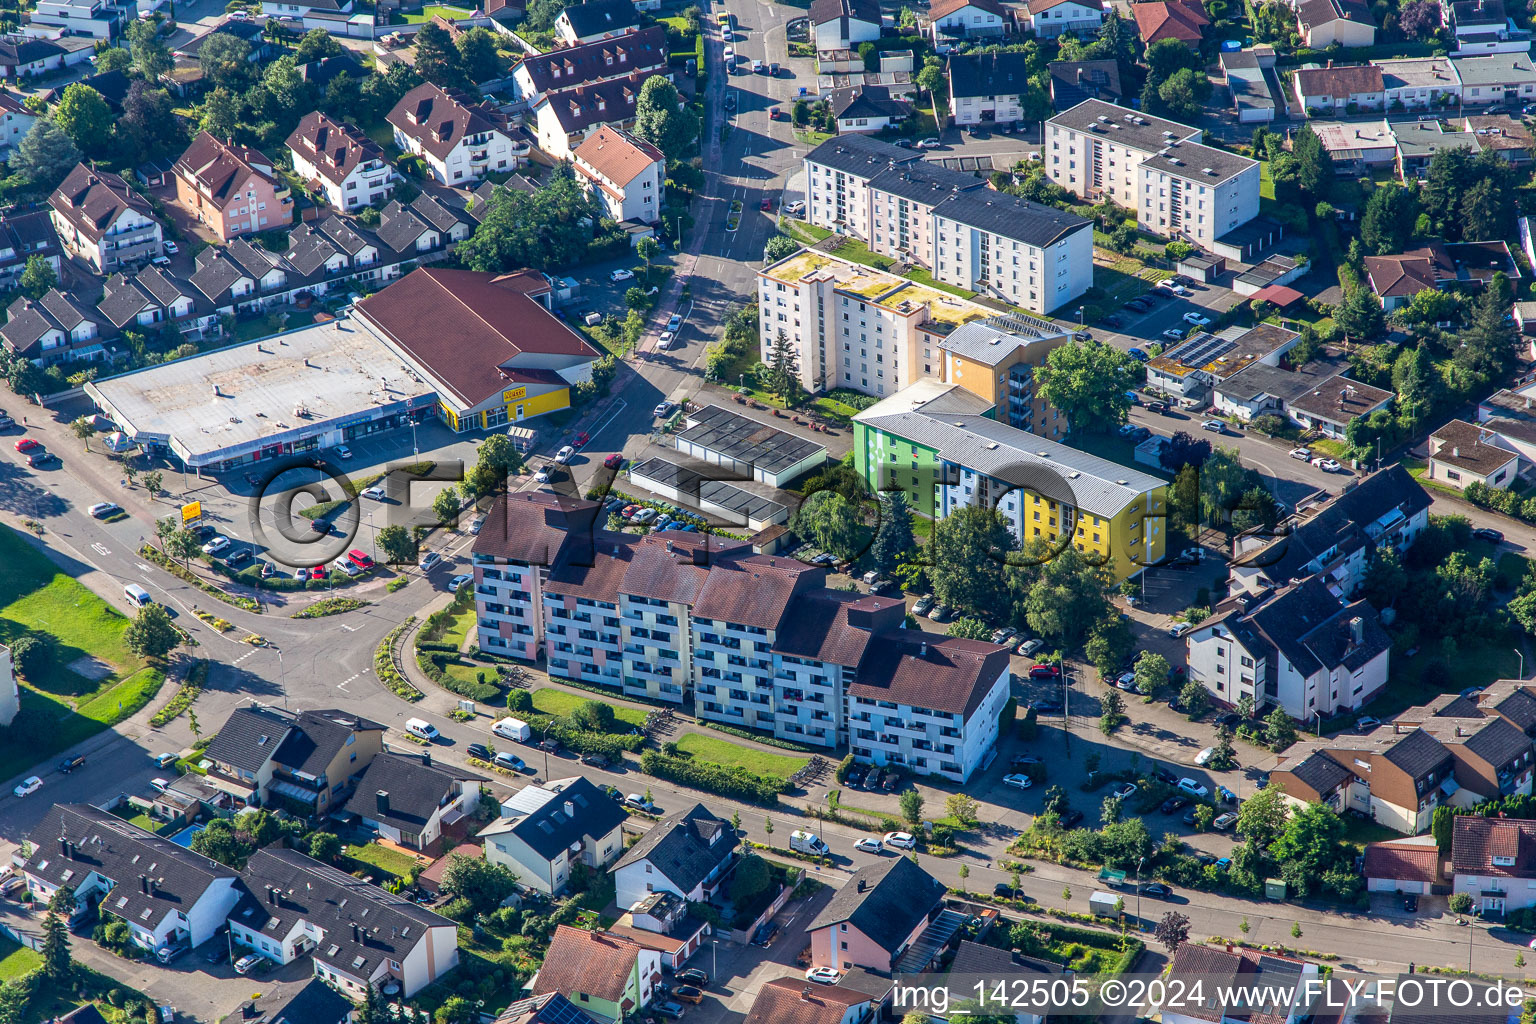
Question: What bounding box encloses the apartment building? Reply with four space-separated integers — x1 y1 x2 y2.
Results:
510 25 667 106
937 314 1074 437
472 493 1012 779
200 704 386 815
1044 99 1260 248
48 163 162 274
172 132 293 242
757 249 994 398
572 125 664 224
286 111 396 212
802 135 1093 313
853 378 1169 581
388 83 517 185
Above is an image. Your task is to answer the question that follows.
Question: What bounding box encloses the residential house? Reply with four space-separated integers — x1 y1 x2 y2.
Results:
495 995 602 1024
810 0 882 51
1017 0 1104 38
0 35 93 79
0 89 38 160
78 69 130 112
744 979 874 1024
0 208 59 288
1364 240 1519 309
611 803 738 911
1444 0 1529 54
1464 113 1533 162
854 378 1167 580
1453 52 1536 107
947 942 1064 1024
1292 63 1384 114
1453 816 1536 914
1377 56 1462 109
1310 119 1396 172
1129 0 1209 47
97 265 196 336
928 0 1007 49
1183 575 1392 719
531 69 653 161
947 51 1035 125
1426 418 1521 490
510 25 667 106
1046 59 1123 110
605 891 712 970
481 776 628 895
1392 117 1476 177
28 0 128 39
232 848 458 998
804 856 949 972
532 925 661 1018
1161 944 1317 1024
1044 99 1261 248
555 0 642 45
48 163 162 274
258 0 353 18
572 125 664 224
287 112 396 213
388 83 517 185
936 314 1074 437
1362 834 1445 893
1272 729 1454 834
830 85 911 132
1222 47 1278 122
0 289 107 366
1295 0 1375 47
172 133 292 242
226 978 357 1024
1212 358 1339 423
1285 374 1394 438
343 752 483 853
1229 464 1431 599
22 804 243 957
199 704 386 815
1144 322 1301 402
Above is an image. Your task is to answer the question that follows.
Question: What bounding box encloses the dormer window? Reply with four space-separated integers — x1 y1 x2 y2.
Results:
1495 855 1516 867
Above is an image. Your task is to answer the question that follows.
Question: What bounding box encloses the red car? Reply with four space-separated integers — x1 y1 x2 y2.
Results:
604 453 624 469
14 438 38 453
307 566 326 580
1028 664 1061 679
620 504 642 519
760 197 773 212
769 107 785 120
574 432 590 448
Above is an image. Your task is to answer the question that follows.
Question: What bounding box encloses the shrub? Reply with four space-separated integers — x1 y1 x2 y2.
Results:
641 750 782 804
8 634 50 678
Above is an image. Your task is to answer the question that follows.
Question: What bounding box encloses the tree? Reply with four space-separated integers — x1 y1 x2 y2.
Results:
1462 270 1520 377
198 31 254 91
1360 182 1418 255
308 832 341 862
40 895 71 982
1432 805 1456 850
900 789 925 827
1085 614 1133 679
1448 891 1474 916
124 603 179 659
70 415 93 451
377 524 417 564
257 55 312 123
915 55 946 115
1155 67 1211 121
294 26 343 63
1462 178 1502 241
1399 0 1440 36
1270 802 1344 876
456 27 502 83
957 863 970 891
440 853 518 914
412 21 465 87
1023 547 1112 648
1179 679 1209 719
1290 125 1333 201
730 854 771 901
572 699 615 732
1099 688 1125 735
930 506 1014 615
94 45 133 73
12 119 81 189
200 86 242 140
791 490 861 561
1154 910 1190 953
1336 286 1385 342
1034 339 1143 432
633 75 698 159
946 793 979 827
142 470 163 497
947 617 991 640
432 483 461 526
1134 651 1170 695
870 490 916 576
763 234 798 263
760 328 800 402
1234 785 1289 851
168 527 199 568
637 235 659 274
467 433 525 498
17 254 55 301
127 18 171 80
1264 706 1296 749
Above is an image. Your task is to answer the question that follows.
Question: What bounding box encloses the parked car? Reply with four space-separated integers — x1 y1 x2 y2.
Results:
1195 746 1216 766
1127 347 1148 362
361 484 387 500
654 400 677 418
1113 782 1137 799
1289 447 1312 461
12 776 41 798
1355 715 1382 733
1473 527 1505 543
805 967 841 985
610 269 635 282
1028 664 1060 679
418 551 442 571
676 969 710 986
234 954 266 975
1017 638 1043 656
883 831 917 849
466 743 491 761
1178 778 1209 798
928 604 951 622
13 438 38 452
1061 808 1085 827
201 536 231 556
1168 622 1192 638
57 754 85 773
1182 311 1211 326
752 921 780 947
152 752 177 767
1002 773 1033 789
625 793 657 812
1312 456 1343 472
1162 329 1186 341
675 986 705 1004
1160 796 1188 814
1213 811 1239 831
912 594 934 616
653 1003 685 1020
493 752 526 772
1147 401 1168 414
853 836 883 853
1140 882 1172 900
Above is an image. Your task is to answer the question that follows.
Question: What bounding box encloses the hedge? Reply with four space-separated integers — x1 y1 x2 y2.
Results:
375 618 423 701
641 750 782 805
698 720 818 753
416 650 501 702
149 658 209 727
139 545 261 612
416 640 462 655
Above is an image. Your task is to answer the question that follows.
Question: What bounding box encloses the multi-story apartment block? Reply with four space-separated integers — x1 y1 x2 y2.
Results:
572 125 664 224
758 249 995 398
802 135 1093 313
48 163 162 274
510 24 667 106
1044 99 1260 248
853 379 1169 581
936 314 1074 437
472 493 1011 780
172 132 293 242
286 111 396 212
388 83 517 185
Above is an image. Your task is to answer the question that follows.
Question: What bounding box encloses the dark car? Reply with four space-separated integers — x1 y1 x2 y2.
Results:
1217 712 1243 730
1061 808 1085 827
653 1002 686 1020
882 773 900 792
1152 766 1178 785
1010 754 1041 768
205 943 228 964
1403 893 1419 912
1195 853 1217 867
1147 401 1168 414
1141 883 1172 900
310 519 329 534
57 754 85 773
845 765 867 787
1101 315 1124 328
676 968 710 986
675 986 705 1004
1473 528 1504 544
466 743 491 762
27 451 57 468
1029 699 1062 715
1160 796 1188 815
580 753 610 769
539 738 561 753
1183 808 1200 826
225 549 251 567
993 882 1015 899
752 921 779 947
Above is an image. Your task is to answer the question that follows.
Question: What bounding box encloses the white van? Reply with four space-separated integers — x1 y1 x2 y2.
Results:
790 830 828 855
405 718 440 741
492 717 532 743
124 584 153 608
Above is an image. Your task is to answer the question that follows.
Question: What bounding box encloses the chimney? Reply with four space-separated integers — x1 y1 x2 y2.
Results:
1453 447 1460 458
857 879 866 893
1350 616 1364 645
801 988 814 1002
140 875 150 895
376 790 390 816
564 800 575 817
422 751 431 768
267 886 277 905
352 923 361 942
59 838 69 860
919 641 927 657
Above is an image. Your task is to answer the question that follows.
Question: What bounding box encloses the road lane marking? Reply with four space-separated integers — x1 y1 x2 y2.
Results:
136 562 152 573
91 543 110 556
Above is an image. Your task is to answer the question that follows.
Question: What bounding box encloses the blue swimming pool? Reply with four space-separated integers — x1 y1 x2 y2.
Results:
167 824 203 848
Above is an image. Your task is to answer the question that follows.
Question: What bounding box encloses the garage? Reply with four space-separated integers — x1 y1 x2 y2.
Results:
1362 835 1442 893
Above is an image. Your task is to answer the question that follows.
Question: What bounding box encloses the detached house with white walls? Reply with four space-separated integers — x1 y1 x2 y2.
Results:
532 925 662 1020
48 163 162 274
1017 0 1104 38
482 777 628 895
572 126 664 224
287 112 396 213
928 0 1007 48
341 751 484 854
388 83 517 185
810 0 882 51
555 0 641 45
0 90 38 160
611 804 739 911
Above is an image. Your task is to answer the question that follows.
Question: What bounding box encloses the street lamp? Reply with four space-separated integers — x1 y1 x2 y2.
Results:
1314 710 1322 738
711 939 718 979
1076 306 1085 327
1135 856 1144 925
1515 647 1525 679
542 721 553 779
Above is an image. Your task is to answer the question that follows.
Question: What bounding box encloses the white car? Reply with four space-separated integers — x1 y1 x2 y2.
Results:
150 778 169 793
448 573 472 592
334 445 352 460
723 45 736 63
361 484 386 500
536 465 553 483
654 400 677 418
806 967 842 985
785 200 806 216
625 793 657 812
1289 447 1312 461
610 268 635 282
722 25 733 39
658 331 676 349
1312 456 1343 472
152 752 177 768
1162 329 1186 341
12 776 41 798
201 536 230 555
883 830 916 849
1194 746 1216 766
1182 311 1211 326
1114 782 1138 799
1116 671 1137 691
1178 778 1209 798
632 508 658 525
853 836 882 853
418 551 442 571
1168 622 1192 638
1002 773 1033 790
554 445 575 465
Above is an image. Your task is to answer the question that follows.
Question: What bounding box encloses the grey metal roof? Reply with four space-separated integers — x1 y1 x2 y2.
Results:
629 457 788 522
939 314 1072 365
676 405 827 475
1139 137 1257 186
855 383 1165 518
930 188 1092 249
612 803 737 892
803 134 923 176
1453 52 1536 86
1047 98 1200 154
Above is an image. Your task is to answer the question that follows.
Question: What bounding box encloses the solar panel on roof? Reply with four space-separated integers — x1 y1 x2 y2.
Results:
629 458 788 521
1169 334 1234 367
675 406 824 474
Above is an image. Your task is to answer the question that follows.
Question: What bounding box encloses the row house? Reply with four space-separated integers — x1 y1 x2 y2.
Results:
0 208 59 288
0 288 107 366
473 493 1012 781
1017 0 1104 38
48 163 162 274
1294 0 1375 47
511 24 667 106
97 265 197 336
388 83 519 186
1453 52 1536 106
286 111 397 213
171 132 293 242
1453 817 1536 915
1292 63 1384 114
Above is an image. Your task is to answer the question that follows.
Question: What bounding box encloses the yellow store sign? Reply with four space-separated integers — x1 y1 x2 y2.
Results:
502 387 528 403
181 501 201 525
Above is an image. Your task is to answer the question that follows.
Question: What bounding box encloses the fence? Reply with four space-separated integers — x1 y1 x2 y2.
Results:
0 917 41 952
728 883 790 944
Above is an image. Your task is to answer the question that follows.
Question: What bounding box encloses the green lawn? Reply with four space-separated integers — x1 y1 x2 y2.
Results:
438 599 478 650
345 842 422 878
1375 640 1523 719
0 935 39 982
0 526 163 781
780 217 834 246
531 687 646 728
232 312 288 343
672 732 808 781
400 3 472 20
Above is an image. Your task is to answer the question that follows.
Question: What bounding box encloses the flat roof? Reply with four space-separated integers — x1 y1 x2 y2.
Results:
676 406 827 475
1311 119 1394 153
1147 322 1299 381
760 250 992 330
1047 98 1200 154
87 317 432 463
629 457 789 522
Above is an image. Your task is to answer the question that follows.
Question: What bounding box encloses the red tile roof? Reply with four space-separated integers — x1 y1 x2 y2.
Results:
173 131 278 208
473 492 602 567
744 979 871 1024
929 0 1007 19
1361 838 1442 885
574 125 663 189
1453 816 1536 878
533 926 643 1006
1131 0 1209 43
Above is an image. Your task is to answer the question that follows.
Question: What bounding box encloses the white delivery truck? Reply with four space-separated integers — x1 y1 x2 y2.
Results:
492 717 532 743
1089 891 1124 920
790 830 829 855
